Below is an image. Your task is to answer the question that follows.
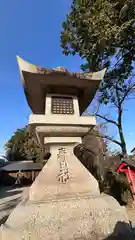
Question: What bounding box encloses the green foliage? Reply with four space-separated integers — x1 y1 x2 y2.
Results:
61 0 135 155
5 126 45 162
61 0 135 98
61 0 135 70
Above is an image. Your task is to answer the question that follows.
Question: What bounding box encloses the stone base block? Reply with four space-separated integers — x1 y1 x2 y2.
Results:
0 194 133 240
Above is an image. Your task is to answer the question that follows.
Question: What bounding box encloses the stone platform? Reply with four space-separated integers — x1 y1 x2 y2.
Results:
0 192 132 240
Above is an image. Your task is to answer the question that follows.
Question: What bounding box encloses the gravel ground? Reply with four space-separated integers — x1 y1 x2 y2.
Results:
0 186 28 226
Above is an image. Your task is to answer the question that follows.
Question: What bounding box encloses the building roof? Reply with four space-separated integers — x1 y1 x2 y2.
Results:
17 56 106 115
0 160 8 168
125 159 135 168
0 161 43 172
118 159 135 169
131 147 135 153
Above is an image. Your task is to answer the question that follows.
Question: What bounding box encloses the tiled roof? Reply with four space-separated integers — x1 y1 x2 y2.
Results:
0 161 43 172
131 147 135 153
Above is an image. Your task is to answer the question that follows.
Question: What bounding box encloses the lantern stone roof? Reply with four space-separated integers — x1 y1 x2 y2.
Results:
17 56 106 115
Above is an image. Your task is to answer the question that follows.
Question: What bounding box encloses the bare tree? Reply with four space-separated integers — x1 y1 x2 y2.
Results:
91 76 135 156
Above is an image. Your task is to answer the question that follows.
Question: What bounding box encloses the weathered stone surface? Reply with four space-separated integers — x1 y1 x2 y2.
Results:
29 145 100 202
0 194 132 240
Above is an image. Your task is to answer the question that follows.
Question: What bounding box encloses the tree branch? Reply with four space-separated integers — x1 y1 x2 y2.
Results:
120 82 135 104
96 114 119 127
90 132 122 146
111 45 134 69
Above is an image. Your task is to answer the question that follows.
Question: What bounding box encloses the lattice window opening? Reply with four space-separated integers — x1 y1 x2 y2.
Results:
51 96 74 115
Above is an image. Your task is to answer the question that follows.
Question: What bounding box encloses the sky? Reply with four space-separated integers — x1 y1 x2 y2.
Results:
0 0 134 154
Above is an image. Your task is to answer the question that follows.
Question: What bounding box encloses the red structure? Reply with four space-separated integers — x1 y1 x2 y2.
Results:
116 160 135 201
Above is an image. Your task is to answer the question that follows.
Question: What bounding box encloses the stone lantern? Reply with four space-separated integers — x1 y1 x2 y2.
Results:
17 56 106 202
0 57 131 240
